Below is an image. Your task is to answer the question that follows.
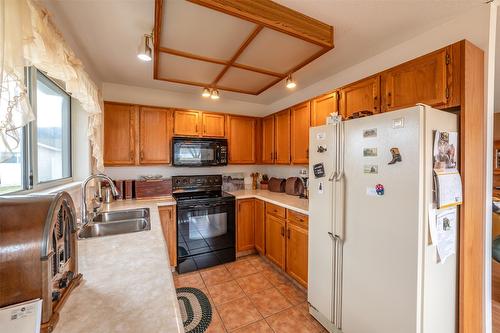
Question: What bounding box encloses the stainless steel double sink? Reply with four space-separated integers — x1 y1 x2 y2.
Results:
78 208 151 239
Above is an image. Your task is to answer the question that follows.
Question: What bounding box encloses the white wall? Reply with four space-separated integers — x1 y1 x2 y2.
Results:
102 82 268 116
104 164 304 183
72 99 91 180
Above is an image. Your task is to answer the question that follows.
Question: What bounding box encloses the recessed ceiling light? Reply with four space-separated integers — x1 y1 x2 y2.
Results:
210 89 220 100
137 34 152 62
202 88 211 98
285 75 296 89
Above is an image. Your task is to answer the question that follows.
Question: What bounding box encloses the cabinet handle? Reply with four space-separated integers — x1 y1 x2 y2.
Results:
306 148 309 158
280 226 284 237
374 96 378 110
204 124 206 133
130 150 133 160
140 151 144 160
387 92 392 107
287 228 291 239
168 210 171 220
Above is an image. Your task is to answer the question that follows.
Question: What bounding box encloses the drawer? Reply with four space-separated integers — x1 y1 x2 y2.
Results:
266 203 286 219
287 210 308 229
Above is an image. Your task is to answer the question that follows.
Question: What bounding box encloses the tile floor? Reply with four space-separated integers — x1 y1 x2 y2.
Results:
173 254 327 333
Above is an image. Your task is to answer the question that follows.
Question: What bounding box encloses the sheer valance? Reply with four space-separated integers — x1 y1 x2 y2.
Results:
0 0 103 171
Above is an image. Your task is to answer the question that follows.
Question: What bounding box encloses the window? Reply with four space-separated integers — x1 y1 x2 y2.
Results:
35 73 71 183
0 68 71 195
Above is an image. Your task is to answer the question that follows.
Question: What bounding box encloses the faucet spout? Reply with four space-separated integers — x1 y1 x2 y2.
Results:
81 173 118 228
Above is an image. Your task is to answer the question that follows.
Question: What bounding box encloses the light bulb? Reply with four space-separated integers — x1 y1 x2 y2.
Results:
202 88 211 98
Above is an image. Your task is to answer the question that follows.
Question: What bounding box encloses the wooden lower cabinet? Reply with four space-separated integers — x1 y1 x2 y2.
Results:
254 199 265 254
285 222 308 288
265 213 286 269
159 206 176 267
236 199 255 252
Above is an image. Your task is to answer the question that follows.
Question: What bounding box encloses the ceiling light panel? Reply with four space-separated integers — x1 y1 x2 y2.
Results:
217 67 277 93
158 53 224 84
236 28 323 74
161 0 258 61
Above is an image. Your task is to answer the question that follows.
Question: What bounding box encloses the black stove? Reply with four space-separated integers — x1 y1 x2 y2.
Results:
172 175 235 274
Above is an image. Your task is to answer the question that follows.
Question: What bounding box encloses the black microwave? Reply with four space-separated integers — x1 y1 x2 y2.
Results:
172 137 228 167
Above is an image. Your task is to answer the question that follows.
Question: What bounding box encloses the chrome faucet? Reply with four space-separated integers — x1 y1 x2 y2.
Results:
81 174 119 228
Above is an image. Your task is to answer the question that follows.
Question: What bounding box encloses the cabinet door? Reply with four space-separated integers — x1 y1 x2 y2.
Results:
311 91 338 126
339 76 380 118
254 199 265 254
275 109 291 164
286 223 308 287
262 115 275 164
266 214 285 269
159 206 177 267
174 110 200 136
228 116 256 164
103 102 136 165
139 107 172 164
202 113 225 137
237 199 255 252
382 48 448 112
291 102 310 164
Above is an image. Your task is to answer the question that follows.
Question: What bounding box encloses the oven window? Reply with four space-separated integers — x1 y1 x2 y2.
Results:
178 208 233 257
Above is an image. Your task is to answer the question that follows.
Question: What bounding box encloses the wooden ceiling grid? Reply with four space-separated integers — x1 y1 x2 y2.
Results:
153 0 334 95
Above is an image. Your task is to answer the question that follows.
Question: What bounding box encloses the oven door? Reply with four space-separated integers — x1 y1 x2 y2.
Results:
172 138 221 167
176 200 235 273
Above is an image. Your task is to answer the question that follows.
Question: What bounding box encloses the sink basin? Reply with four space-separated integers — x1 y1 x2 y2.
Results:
78 208 151 239
92 208 149 222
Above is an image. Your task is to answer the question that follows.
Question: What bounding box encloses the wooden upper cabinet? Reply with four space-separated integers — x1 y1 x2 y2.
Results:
262 115 275 164
254 199 265 254
237 199 255 252
381 48 449 112
311 91 339 126
174 110 200 136
103 102 136 166
139 107 172 164
202 113 225 137
339 75 380 118
275 109 291 164
227 115 256 164
291 102 310 164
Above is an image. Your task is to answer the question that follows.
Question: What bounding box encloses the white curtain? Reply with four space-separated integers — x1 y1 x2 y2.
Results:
0 0 104 171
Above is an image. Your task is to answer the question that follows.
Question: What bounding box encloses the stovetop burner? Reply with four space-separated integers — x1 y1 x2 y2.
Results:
172 175 234 204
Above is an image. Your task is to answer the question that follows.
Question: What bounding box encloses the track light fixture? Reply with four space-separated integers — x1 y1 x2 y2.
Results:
202 88 211 98
285 74 296 89
210 89 220 100
137 33 153 62
201 88 220 100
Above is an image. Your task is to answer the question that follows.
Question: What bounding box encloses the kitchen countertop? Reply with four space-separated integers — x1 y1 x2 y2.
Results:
53 197 182 333
228 189 309 215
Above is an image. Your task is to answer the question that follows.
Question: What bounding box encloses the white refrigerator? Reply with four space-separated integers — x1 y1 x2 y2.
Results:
308 105 458 333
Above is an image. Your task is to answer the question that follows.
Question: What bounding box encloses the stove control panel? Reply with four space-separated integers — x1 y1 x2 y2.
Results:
172 175 223 190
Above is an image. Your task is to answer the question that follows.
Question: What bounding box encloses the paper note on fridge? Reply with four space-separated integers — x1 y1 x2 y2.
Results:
434 170 463 208
432 208 457 263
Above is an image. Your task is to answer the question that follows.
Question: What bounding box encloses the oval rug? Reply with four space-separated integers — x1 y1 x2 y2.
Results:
176 287 212 333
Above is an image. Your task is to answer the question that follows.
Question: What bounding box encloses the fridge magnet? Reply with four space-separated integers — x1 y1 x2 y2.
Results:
375 184 385 196
363 148 378 157
363 128 377 138
363 165 378 174
388 147 402 164
313 163 326 178
433 131 458 171
317 144 327 153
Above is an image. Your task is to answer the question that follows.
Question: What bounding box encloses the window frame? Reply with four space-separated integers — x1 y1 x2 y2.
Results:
0 67 73 195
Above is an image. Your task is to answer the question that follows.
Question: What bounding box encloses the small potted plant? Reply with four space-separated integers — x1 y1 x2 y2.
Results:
260 174 269 190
